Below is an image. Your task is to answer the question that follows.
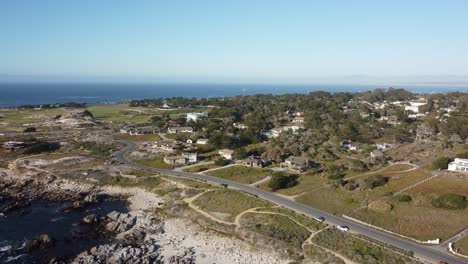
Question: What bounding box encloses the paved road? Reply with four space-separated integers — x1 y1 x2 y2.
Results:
114 139 467 264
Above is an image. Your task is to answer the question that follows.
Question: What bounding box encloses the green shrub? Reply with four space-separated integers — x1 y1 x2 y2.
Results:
431 157 450 170
397 194 412 202
214 158 231 166
432 193 467 210
456 151 468 159
365 175 389 189
23 127 36 133
269 173 298 191
20 141 51 154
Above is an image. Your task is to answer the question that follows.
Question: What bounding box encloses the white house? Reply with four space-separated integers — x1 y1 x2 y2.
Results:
167 127 194 133
187 112 208 122
448 158 468 173
405 101 427 113
218 149 234 160
182 152 198 163
196 138 209 145
233 123 248 129
376 143 392 151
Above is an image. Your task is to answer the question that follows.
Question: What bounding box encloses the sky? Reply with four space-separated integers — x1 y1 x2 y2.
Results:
1 0 468 85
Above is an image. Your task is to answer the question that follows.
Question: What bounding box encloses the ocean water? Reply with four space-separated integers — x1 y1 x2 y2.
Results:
0 198 128 263
0 83 467 107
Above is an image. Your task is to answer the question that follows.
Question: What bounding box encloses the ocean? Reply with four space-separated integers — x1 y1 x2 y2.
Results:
0 83 467 108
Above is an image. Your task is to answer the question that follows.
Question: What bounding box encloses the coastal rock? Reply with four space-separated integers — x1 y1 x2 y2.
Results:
70 243 159 264
28 234 55 251
82 214 98 224
1 200 31 214
105 211 162 243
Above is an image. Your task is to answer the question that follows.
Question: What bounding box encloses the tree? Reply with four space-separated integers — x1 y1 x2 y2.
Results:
268 173 298 191
398 194 412 203
215 158 230 166
23 127 36 133
365 175 388 189
431 157 450 170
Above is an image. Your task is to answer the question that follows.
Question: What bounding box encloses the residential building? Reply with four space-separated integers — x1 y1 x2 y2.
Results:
376 143 391 151
153 140 178 151
186 112 208 122
218 149 234 160
196 138 209 145
182 152 198 163
405 101 427 113
282 156 309 172
167 127 194 133
340 140 358 151
448 158 468 173
233 123 248 129
119 126 135 134
164 155 186 165
242 156 266 168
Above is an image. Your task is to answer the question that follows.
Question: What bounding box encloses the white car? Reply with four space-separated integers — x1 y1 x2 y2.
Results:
313 216 325 223
337 225 349 232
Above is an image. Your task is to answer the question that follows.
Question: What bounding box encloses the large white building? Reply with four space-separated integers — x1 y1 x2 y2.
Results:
187 112 208 122
448 158 468 173
405 102 427 113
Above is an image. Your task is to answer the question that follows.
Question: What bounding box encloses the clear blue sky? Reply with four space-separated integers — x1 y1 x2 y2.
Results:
1 0 468 84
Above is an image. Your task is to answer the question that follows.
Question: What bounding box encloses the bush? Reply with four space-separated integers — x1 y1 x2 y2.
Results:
365 175 388 189
326 164 343 180
214 158 231 166
269 173 298 191
20 141 52 154
23 127 36 133
397 194 412 202
431 157 450 170
456 151 468 159
432 193 467 210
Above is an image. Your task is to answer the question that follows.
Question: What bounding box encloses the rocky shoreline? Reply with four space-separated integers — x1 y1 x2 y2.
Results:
0 165 288 264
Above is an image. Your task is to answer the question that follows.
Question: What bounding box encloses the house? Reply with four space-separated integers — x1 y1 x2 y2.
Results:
405 101 427 113
120 126 135 134
182 152 198 163
167 127 194 133
376 143 391 151
153 140 178 151
242 156 266 168
448 158 468 173
186 112 208 122
218 149 234 160
196 138 209 145
162 100 170 109
2 141 27 151
377 115 400 125
340 140 358 151
282 156 309 172
290 112 305 123
233 123 248 129
164 155 186 165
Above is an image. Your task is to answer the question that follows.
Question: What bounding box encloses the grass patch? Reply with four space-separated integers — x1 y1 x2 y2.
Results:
162 176 217 189
114 133 161 142
87 104 155 123
99 176 162 191
191 189 271 222
455 236 468 256
182 164 220 173
350 177 468 241
313 229 421 264
303 245 345 264
205 165 271 184
135 158 173 170
256 207 322 231
240 212 311 250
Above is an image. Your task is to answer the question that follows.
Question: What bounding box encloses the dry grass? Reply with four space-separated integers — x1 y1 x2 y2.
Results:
183 164 220 173
350 177 468 241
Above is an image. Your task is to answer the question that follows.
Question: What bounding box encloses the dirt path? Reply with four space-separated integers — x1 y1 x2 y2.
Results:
249 175 271 186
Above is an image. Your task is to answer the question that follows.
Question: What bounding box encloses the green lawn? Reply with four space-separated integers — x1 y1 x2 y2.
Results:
183 164 220 173
191 189 271 222
205 165 271 184
455 236 468 256
114 133 161 142
0 108 65 131
87 104 155 123
134 158 173 170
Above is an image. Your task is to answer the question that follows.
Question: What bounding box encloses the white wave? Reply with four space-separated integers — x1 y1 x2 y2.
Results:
4 254 26 262
0 245 12 252
50 216 64 222
0 213 4 217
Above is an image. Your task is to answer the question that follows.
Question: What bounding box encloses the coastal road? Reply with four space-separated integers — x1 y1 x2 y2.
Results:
113 139 467 264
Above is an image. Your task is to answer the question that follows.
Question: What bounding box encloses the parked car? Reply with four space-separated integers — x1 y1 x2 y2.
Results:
313 216 325 223
337 225 349 232
220 183 228 188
